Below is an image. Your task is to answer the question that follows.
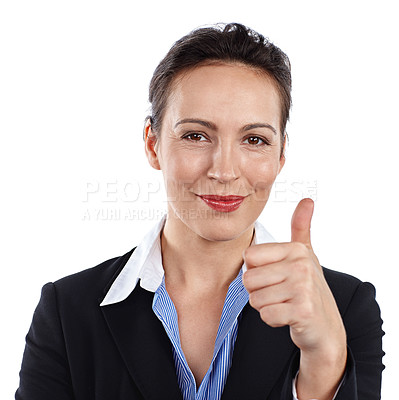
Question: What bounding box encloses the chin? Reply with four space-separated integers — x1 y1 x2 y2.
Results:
179 208 258 243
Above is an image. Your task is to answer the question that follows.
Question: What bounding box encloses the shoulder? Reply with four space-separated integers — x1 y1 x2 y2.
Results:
322 266 362 303
50 248 135 305
322 266 380 322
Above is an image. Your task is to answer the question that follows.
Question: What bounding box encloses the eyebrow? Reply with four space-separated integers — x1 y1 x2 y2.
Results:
174 118 217 130
174 119 277 135
242 123 277 135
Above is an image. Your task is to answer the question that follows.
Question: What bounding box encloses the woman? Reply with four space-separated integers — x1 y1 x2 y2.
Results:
16 23 384 400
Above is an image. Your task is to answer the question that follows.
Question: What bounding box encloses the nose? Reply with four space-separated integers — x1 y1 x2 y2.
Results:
207 143 240 183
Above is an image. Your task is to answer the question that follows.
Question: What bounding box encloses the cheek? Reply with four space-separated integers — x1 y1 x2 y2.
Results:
245 157 280 193
161 149 208 192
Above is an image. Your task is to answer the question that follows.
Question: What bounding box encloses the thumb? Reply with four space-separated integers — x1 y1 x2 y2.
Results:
291 198 314 248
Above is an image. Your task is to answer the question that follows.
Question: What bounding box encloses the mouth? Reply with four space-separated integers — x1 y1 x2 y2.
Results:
198 195 246 213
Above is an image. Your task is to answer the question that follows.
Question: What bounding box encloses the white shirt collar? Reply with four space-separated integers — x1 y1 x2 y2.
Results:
100 214 275 306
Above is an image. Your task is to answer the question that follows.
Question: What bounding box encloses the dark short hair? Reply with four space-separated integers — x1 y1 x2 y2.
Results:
147 23 292 153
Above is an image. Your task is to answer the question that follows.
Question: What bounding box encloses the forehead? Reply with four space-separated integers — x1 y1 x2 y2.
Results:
164 63 281 130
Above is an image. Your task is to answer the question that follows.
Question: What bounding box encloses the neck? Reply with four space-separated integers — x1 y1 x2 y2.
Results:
161 212 254 294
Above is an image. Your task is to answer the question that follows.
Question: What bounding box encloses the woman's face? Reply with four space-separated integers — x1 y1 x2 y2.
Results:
146 63 285 242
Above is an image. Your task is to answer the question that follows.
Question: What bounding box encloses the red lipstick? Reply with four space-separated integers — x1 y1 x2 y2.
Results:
199 195 245 212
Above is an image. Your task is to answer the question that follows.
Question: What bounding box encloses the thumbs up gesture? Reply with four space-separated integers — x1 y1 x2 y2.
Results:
243 199 347 399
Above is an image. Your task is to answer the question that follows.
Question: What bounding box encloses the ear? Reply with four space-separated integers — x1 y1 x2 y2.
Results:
278 133 287 173
144 118 161 170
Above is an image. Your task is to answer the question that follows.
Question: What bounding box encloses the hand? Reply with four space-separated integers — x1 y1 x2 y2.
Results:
243 198 347 399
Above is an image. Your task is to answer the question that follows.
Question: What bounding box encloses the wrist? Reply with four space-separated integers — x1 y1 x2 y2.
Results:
297 346 347 400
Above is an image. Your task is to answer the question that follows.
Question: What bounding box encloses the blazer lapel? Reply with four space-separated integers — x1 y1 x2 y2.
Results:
101 284 183 400
222 304 297 399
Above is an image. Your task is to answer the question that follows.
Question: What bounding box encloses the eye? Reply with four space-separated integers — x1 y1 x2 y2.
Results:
243 136 270 146
182 132 208 142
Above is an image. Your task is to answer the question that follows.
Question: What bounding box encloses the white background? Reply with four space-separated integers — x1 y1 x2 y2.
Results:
1 0 398 398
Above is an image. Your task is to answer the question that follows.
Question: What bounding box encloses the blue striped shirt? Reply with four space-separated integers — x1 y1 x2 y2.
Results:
152 270 249 400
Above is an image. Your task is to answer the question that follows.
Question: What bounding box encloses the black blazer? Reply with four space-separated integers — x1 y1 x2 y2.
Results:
16 249 384 399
